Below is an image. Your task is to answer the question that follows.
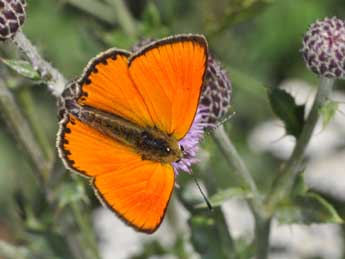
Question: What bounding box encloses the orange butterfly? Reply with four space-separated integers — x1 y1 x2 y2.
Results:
57 34 208 233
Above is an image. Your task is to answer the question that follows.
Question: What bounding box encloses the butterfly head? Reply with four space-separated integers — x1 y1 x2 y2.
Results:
139 130 183 164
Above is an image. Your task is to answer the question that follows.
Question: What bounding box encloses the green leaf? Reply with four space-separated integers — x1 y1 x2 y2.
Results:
268 87 305 138
196 187 252 209
1 59 41 80
320 100 338 128
276 192 343 225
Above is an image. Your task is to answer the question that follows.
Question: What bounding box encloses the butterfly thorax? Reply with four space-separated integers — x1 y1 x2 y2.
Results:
67 105 183 164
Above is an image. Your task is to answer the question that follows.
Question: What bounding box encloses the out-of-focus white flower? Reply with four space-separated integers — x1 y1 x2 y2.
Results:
270 221 343 259
305 150 345 201
93 197 191 259
221 199 343 259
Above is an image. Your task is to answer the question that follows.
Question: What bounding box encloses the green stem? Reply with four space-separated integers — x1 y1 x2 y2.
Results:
212 125 268 258
212 125 259 200
71 203 101 259
12 31 66 96
0 79 49 184
17 87 54 163
254 77 335 259
254 215 271 259
266 77 335 212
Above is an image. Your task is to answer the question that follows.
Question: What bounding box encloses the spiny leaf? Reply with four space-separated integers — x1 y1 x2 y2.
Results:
320 100 338 128
196 187 252 209
276 192 343 225
1 59 40 80
268 87 305 138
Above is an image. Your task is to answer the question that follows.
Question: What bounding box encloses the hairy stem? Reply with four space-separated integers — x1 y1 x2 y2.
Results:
253 77 335 259
212 125 259 199
266 77 335 212
11 31 66 96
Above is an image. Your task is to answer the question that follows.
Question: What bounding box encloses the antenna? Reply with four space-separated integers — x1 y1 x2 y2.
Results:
191 173 213 211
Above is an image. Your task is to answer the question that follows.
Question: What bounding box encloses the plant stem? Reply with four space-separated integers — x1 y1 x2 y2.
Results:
253 77 335 259
266 77 335 212
17 87 54 162
71 203 101 259
0 79 49 184
254 215 271 259
11 31 66 96
212 125 259 199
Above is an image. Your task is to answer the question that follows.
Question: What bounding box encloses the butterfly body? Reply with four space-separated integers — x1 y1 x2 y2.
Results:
62 95 183 164
57 35 208 233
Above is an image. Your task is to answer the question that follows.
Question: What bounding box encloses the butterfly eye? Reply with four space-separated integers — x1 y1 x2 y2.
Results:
166 147 171 153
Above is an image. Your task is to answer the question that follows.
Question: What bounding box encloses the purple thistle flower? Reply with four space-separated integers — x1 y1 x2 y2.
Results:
302 17 345 78
173 105 211 174
172 55 232 174
0 0 26 41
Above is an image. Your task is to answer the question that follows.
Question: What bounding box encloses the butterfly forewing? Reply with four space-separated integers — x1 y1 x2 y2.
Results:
128 35 208 139
77 50 154 128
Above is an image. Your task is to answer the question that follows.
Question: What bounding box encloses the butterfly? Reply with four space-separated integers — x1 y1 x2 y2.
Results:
57 34 208 233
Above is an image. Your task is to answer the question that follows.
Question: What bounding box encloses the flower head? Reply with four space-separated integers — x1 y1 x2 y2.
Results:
173 56 232 174
0 0 26 41
200 54 232 126
302 17 345 78
173 105 210 174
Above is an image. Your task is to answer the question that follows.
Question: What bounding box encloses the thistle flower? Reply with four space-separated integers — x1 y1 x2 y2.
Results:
173 105 209 174
200 54 232 126
302 17 345 79
173 55 232 174
0 0 26 41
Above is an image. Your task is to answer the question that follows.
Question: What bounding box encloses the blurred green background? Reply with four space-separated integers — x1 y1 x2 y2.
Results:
1 0 345 259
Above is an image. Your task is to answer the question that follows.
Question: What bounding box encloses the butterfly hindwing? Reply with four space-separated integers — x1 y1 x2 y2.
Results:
57 115 175 232
57 114 142 177
93 161 174 233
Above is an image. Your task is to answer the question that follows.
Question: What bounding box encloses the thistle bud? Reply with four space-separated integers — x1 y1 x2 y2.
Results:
302 17 345 79
200 55 232 126
0 0 26 41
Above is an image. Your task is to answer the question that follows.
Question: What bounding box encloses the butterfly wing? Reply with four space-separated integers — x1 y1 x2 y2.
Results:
128 34 208 139
57 115 174 233
57 35 208 233
77 49 154 128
